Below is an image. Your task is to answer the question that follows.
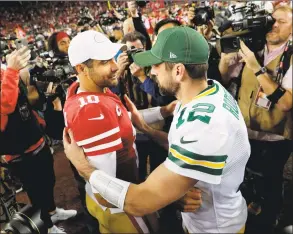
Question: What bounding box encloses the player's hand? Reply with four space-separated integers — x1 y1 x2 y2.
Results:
176 187 202 213
160 100 178 118
63 128 85 165
6 47 31 71
124 94 148 132
238 40 261 73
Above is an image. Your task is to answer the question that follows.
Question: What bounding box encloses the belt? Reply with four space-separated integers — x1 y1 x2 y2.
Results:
28 140 46 156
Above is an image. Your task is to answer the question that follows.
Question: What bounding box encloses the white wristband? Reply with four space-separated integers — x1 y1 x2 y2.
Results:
139 107 164 124
89 170 130 209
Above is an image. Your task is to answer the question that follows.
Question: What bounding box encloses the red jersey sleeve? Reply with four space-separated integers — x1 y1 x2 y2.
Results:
0 68 20 131
66 98 123 156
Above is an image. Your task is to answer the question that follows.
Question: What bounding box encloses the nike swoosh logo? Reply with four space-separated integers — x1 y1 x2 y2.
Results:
180 136 198 144
88 114 104 120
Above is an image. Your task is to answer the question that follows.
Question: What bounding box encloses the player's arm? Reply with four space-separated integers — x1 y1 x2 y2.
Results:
64 99 123 208
125 95 175 150
63 129 197 216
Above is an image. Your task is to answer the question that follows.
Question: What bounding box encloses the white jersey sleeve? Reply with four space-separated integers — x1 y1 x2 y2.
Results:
164 96 234 185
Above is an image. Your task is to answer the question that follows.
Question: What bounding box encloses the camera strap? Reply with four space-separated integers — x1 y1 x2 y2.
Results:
275 40 293 84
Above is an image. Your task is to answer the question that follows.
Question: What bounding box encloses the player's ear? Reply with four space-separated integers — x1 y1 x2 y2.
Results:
75 64 88 74
173 63 185 82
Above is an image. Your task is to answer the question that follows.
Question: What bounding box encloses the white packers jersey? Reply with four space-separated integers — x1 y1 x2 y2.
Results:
164 80 250 233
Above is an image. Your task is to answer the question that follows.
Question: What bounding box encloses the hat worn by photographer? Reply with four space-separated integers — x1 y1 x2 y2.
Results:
133 26 209 67
68 30 126 66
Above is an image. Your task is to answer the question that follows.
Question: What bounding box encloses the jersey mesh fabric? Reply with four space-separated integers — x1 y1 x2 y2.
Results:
164 80 250 233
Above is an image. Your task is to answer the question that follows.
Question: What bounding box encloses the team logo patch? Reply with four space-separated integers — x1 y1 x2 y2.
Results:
116 105 122 117
94 34 108 43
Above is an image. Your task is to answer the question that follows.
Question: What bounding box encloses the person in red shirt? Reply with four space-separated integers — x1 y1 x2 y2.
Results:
1 47 76 234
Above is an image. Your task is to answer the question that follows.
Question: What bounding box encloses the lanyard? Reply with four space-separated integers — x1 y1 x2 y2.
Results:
276 40 292 84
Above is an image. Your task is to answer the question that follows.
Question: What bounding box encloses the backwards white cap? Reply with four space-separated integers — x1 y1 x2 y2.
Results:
68 30 126 66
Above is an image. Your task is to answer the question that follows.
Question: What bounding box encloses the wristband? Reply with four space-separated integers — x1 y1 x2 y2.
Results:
267 85 286 104
139 107 164 124
89 170 130 209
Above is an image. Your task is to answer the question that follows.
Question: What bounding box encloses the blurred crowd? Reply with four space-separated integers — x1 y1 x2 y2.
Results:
1 1 292 234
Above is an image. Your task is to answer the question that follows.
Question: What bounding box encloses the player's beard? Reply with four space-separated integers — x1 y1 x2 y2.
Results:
158 80 180 96
90 69 118 89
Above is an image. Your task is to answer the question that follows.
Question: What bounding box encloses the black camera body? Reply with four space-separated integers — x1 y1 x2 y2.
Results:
78 7 97 27
4 205 47 234
220 5 275 53
193 6 215 26
127 47 144 64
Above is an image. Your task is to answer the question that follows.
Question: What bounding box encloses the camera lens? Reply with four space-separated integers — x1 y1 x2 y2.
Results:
4 205 47 234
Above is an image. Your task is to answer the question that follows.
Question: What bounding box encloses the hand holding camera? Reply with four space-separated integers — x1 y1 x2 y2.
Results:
117 51 130 72
6 47 31 71
129 62 144 79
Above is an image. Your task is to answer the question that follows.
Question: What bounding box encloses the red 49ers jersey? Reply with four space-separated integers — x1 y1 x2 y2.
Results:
64 82 138 183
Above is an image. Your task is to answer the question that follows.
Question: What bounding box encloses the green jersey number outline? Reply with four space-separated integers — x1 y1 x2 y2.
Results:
176 103 215 129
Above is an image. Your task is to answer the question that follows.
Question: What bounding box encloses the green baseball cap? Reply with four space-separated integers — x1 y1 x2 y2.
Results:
133 26 209 67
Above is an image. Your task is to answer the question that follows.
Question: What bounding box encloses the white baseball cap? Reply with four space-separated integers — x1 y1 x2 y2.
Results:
68 30 126 66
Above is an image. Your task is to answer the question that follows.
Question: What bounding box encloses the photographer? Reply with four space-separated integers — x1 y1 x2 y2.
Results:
218 6 292 232
187 3 215 41
123 1 152 50
0 47 77 234
186 5 222 83
48 31 70 58
43 31 73 141
116 31 175 184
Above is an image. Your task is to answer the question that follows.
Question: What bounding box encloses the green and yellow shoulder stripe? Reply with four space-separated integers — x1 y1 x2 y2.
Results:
169 144 227 176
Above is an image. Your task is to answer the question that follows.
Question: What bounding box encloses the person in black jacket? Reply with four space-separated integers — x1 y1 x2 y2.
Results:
0 47 77 234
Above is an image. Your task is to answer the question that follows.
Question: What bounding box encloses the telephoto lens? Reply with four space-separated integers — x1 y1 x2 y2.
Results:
3 205 47 234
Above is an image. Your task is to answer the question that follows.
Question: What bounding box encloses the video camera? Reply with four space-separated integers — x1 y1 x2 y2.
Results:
220 3 275 53
78 7 99 28
0 39 11 57
192 1 215 26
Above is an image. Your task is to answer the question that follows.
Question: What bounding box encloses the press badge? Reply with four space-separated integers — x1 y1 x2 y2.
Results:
254 86 271 110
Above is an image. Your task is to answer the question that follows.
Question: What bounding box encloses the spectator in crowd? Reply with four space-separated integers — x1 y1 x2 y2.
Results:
218 5 292 232
117 31 173 183
63 26 250 234
0 47 77 234
123 1 152 50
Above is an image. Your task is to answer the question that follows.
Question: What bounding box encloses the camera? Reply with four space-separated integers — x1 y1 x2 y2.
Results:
220 3 275 53
78 7 97 27
3 205 47 234
127 46 144 64
1 176 46 234
192 2 215 26
0 39 12 58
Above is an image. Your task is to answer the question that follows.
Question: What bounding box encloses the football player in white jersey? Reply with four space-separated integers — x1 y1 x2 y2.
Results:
63 27 251 233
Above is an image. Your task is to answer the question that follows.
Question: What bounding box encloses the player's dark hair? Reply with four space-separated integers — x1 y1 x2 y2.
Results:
154 18 181 35
165 62 208 80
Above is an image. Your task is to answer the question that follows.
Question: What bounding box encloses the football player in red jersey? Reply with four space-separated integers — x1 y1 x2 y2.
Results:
64 30 175 233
